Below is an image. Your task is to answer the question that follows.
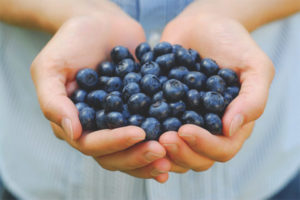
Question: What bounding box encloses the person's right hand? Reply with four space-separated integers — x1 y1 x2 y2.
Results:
31 2 170 183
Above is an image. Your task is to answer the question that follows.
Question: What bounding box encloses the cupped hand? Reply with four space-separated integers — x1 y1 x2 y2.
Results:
159 3 275 173
31 4 170 183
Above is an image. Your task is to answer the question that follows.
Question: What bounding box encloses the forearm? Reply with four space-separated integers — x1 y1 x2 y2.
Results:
191 0 300 31
0 0 120 33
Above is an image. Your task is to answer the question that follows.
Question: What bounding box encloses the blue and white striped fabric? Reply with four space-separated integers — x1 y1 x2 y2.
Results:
0 1 300 199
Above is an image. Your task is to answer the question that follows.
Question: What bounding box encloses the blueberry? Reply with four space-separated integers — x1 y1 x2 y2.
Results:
128 93 151 114
111 46 132 63
169 101 186 117
183 71 207 90
104 94 123 112
188 48 201 63
141 117 161 140
123 72 142 85
203 91 225 113
199 91 206 102
134 62 141 72
149 101 170 121
172 44 183 54
140 74 161 95
141 61 161 76
98 76 110 89
105 77 122 92
79 107 96 130
86 90 107 109
200 58 219 76
168 66 189 81
95 109 107 130
115 58 135 77
76 68 98 90
163 79 186 102
71 89 87 103
175 48 194 69
128 114 145 126
204 113 222 134
182 83 189 93
225 86 239 98
153 42 173 57
122 82 140 101
122 104 131 119
218 68 239 86
206 75 226 94
75 102 89 112
186 89 201 109
140 51 154 64
159 76 168 84
135 42 151 61
223 92 233 107
195 63 201 72
155 53 176 72
162 117 182 132
105 112 127 129
152 91 165 103
97 61 115 76
181 111 204 127
109 91 121 97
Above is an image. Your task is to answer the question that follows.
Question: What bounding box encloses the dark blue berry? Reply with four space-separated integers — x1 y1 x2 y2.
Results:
149 101 170 121
140 51 154 64
141 61 160 76
95 109 107 129
140 74 161 95
123 72 142 85
111 46 132 63
186 89 201 109
183 71 207 90
115 58 135 77
98 76 110 89
169 101 186 117
79 107 96 130
175 48 194 69
76 68 98 90
105 112 127 129
135 42 151 61
159 76 168 84
204 113 222 134
86 90 107 109
122 104 131 119
128 114 145 126
172 44 183 54
218 68 239 86
105 77 122 92
75 102 89 112
104 94 123 112
109 91 121 97
168 66 189 81
152 91 165 103
200 58 219 76
141 117 161 140
162 117 182 132
206 75 226 94
225 86 239 98
122 82 140 101
153 42 173 56
128 93 151 114
155 53 176 72
195 63 201 72
203 91 225 113
181 111 204 127
188 48 201 63
97 61 115 76
163 79 186 102
183 83 189 93
223 92 233 107
134 62 141 72
71 89 87 103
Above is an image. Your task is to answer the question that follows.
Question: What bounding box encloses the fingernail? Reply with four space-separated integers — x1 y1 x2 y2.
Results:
179 133 196 145
62 118 73 140
229 114 244 136
150 169 168 177
144 152 163 162
163 144 178 153
130 137 145 143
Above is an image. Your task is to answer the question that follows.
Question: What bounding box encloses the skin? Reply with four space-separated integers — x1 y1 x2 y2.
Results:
0 0 300 183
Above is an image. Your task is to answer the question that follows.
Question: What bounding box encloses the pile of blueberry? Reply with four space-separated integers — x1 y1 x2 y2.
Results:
71 42 240 140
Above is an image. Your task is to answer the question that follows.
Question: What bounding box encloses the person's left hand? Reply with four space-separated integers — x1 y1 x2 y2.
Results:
158 1 275 173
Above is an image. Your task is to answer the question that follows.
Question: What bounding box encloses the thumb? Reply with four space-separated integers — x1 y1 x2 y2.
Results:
31 62 82 140
223 60 275 137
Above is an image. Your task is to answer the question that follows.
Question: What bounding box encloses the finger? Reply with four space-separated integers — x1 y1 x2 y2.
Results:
68 126 146 157
178 123 254 162
165 157 190 173
50 122 65 140
96 141 166 171
222 58 274 136
123 158 171 183
160 132 214 171
31 62 82 140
